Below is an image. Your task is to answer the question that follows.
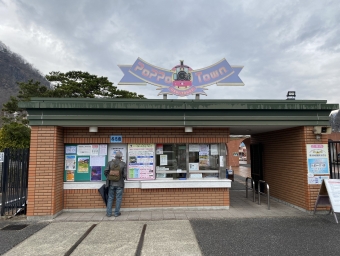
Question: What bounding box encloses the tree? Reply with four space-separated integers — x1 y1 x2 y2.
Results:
2 80 51 125
0 122 31 150
1 71 146 148
46 71 145 99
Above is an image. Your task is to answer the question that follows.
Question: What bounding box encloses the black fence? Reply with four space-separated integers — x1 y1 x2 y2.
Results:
1 148 29 216
328 141 340 179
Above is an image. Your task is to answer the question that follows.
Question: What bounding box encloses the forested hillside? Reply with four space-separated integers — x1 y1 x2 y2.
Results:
0 41 50 110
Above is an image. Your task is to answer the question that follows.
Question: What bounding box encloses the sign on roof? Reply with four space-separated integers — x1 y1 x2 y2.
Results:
118 58 244 97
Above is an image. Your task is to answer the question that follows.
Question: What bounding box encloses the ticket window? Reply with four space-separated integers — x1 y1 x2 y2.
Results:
156 144 186 179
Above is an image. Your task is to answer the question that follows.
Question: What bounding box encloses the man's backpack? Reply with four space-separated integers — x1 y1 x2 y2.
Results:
108 162 121 181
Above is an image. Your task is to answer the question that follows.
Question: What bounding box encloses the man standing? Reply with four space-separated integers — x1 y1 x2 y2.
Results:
104 151 126 217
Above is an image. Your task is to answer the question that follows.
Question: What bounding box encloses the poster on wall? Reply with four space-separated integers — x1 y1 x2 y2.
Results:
91 145 99 155
65 146 77 154
160 155 167 165
65 155 76 170
108 144 127 162
306 144 330 175
128 144 155 180
77 145 92 155
99 144 107 155
307 174 329 184
77 157 89 173
91 166 102 181
156 144 163 154
66 170 74 181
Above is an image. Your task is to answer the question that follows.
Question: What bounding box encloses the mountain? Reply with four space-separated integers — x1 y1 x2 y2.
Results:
0 41 50 110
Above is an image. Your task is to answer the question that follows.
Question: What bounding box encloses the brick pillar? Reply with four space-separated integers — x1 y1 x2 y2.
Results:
27 126 64 220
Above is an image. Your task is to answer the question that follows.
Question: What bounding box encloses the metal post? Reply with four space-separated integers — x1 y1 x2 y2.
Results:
258 180 270 210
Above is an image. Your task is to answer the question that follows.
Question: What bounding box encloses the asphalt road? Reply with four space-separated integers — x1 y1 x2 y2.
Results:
191 216 340 256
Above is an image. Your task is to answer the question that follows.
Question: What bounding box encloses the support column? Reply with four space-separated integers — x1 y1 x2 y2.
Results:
27 126 64 220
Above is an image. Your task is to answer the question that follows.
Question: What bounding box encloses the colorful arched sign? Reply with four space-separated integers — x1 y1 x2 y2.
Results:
118 58 244 97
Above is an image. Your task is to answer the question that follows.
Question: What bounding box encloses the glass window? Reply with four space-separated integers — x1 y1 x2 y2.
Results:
156 144 186 179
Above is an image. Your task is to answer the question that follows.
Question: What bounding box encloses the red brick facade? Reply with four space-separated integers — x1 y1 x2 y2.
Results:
251 126 329 211
27 126 231 217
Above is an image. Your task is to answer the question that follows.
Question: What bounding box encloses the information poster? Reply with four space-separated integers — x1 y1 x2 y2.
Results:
199 152 210 167
156 144 163 154
189 144 200 152
91 166 102 181
77 145 92 155
65 155 76 170
65 146 77 154
91 145 99 155
160 155 167 165
66 170 74 181
108 144 127 162
78 157 89 173
128 144 155 180
306 144 330 175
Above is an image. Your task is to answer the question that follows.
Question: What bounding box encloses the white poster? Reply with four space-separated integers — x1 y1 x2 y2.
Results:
108 144 127 162
77 145 92 155
199 144 209 153
99 144 107 155
189 163 199 171
90 155 106 167
65 155 76 170
220 156 224 167
306 144 330 175
91 144 99 155
189 144 200 152
211 144 218 155
128 144 155 180
160 155 167 166
307 175 329 184
65 146 77 154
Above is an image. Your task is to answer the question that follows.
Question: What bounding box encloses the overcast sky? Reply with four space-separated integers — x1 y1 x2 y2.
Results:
1 0 339 103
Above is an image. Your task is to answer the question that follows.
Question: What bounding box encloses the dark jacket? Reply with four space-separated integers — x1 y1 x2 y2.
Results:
104 159 126 188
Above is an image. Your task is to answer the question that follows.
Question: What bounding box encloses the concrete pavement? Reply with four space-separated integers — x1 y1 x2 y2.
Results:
1 173 339 255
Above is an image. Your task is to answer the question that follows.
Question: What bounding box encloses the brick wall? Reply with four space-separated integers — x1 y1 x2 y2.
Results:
27 126 64 217
251 126 329 211
64 127 230 144
27 126 230 216
64 188 229 209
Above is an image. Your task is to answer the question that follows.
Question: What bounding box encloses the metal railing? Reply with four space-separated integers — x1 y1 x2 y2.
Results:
258 180 270 210
1 148 29 216
245 177 255 202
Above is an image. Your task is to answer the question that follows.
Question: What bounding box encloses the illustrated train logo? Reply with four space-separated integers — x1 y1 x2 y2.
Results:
172 60 192 88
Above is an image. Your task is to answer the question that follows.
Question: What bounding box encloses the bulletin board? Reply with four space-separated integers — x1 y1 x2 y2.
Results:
64 144 108 182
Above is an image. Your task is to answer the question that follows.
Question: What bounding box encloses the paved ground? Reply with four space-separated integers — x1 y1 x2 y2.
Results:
1 165 339 255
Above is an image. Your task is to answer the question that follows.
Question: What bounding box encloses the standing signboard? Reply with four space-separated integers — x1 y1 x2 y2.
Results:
127 144 155 180
314 179 340 223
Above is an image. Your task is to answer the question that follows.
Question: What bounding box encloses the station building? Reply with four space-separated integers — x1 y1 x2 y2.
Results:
20 97 338 220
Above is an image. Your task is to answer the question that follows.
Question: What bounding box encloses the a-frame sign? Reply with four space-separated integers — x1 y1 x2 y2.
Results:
314 179 340 223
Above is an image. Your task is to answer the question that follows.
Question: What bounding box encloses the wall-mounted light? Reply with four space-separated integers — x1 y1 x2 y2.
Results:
185 127 193 133
89 127 98 133
315 134 321 140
